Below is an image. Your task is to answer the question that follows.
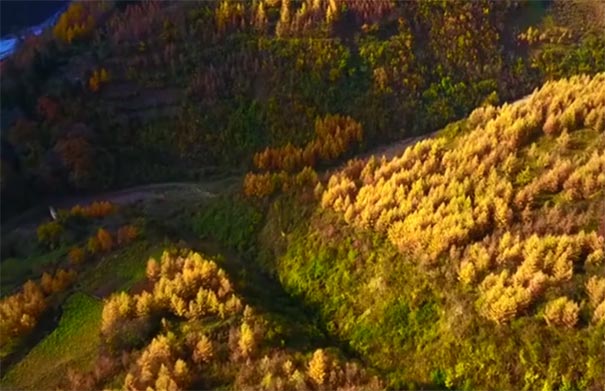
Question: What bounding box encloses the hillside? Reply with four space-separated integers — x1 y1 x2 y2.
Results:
254 73 605 390
2 0 604 220
1 1 605 391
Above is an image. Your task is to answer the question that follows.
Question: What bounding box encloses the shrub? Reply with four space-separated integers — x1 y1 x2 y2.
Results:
96 228 113 253
88 68 110 93
117 225 139 245
37 221 64 248
87 236 100 255
68 246 86 265
243 172 278 198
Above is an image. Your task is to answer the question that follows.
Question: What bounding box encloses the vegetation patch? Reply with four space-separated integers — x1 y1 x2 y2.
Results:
1 292 102 390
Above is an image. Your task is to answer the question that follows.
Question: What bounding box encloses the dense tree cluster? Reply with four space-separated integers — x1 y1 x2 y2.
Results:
60 248 381 390
321 73 605 325
253 114 363 173
243 114 353 198
101 250 243 350
243 166 319 198
53 2 105 44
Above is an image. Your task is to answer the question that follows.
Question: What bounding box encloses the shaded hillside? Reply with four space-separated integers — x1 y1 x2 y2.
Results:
2 0 604 221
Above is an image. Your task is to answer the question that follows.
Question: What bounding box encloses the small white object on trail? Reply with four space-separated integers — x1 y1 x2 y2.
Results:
49 206 58 220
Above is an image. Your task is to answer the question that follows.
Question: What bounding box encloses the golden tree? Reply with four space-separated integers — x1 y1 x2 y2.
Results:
308 349 329 386
543 297 579 328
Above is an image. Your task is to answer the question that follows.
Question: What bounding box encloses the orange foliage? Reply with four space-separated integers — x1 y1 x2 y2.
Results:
243 172 279 198
253 114 363 173
88 68 110 93
71 201 116 219
96 228 114 253
69 246 86 265
117 225 139 246
53 2 100 44
243 167 319 198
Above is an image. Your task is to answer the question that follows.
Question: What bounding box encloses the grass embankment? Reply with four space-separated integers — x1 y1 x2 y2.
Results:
77 240 163 297
0 247 68 297
1 293 102 390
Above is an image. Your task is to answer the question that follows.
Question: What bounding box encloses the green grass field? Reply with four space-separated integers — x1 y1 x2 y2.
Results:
1 292 102 390
77 240 163 297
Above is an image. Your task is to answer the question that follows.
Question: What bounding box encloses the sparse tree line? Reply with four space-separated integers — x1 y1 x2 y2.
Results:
1 200 140 352
37 201 138 259
0 268 77 349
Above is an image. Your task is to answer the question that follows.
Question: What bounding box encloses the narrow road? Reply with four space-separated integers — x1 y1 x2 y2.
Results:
3 126 450 236
1 177 240 235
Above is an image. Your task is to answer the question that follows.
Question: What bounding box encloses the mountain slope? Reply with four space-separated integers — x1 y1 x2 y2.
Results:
258 73 605 390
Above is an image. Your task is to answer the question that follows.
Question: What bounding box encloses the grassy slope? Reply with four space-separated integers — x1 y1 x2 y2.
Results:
77 239 162 297
0 247 67 297
256 75 605 390
1 293 102 390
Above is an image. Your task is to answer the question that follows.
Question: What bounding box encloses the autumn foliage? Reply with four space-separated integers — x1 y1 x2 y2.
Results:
64 248 382 390
53 2 101 44
117 225 139 246
71 201 116 219
87 228 114 255
88 68 110 93
101 251 242 348
0 269 77 347
243 167 320 198
253 114 363 173
68 246 86 265
321 74 605 325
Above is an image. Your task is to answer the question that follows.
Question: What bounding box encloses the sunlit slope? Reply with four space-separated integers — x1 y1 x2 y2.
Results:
268 73 605 390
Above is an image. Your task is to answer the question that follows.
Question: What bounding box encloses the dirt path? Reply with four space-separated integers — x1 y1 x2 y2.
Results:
3 128 445 235
1 177 240 235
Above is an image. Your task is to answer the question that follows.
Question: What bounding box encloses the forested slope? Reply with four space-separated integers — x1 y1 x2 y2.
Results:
2 0 604 219
256 73 605 390
2 2 605 390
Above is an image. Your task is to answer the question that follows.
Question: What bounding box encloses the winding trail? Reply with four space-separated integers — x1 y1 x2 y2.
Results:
1 178 240 235
3 127 446 235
